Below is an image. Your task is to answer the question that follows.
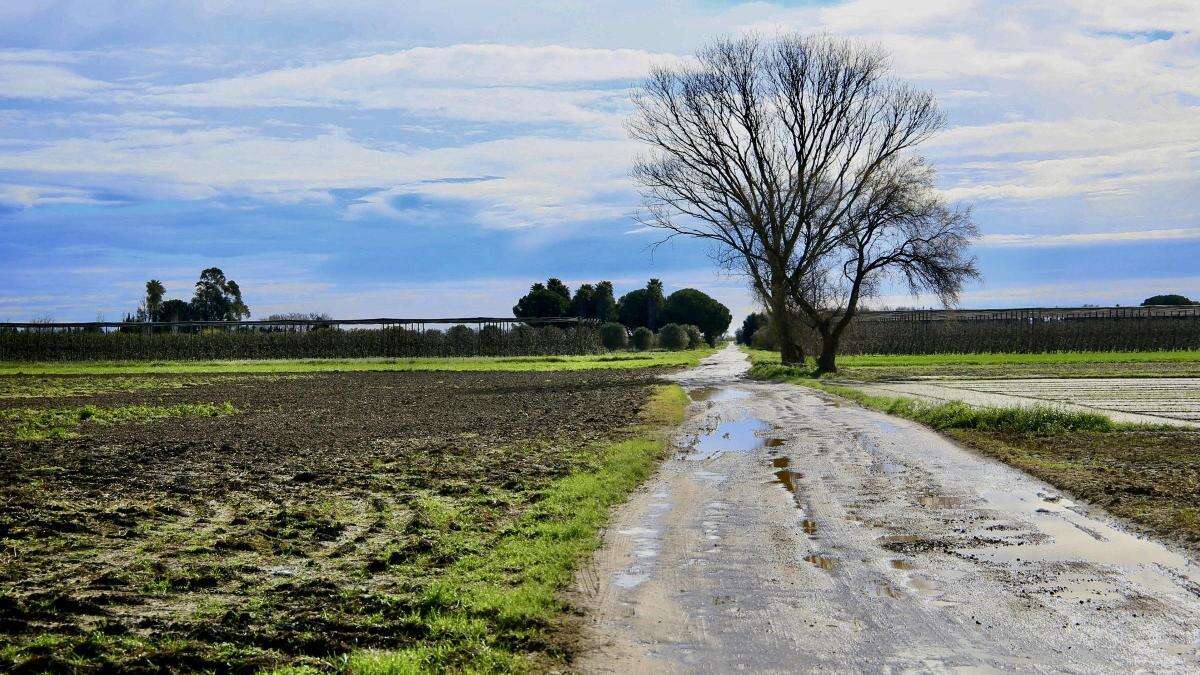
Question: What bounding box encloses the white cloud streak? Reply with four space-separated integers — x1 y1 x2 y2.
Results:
981 227 1200 247
0 0 1197 240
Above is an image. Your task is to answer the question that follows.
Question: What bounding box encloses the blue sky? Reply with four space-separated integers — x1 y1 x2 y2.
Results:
1 0 1198 323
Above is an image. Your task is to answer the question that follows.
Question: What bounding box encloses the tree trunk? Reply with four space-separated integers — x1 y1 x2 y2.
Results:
768 294 805 365
816 331 839 374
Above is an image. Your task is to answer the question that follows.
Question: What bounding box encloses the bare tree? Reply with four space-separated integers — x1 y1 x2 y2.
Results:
630 34 945 364
791 159 979 373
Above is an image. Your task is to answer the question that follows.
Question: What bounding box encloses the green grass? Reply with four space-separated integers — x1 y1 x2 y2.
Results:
746 349 1123 434
743 347 1200 381
1 401 237 440
811 381 1114 435
0 349 716 376
341 384 689 674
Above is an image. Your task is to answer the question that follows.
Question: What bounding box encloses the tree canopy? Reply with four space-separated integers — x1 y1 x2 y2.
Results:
736 312 769 345
133 269 249 323
513 278 619 320
191 267 250 321
513 282 570 318
661 288 732 344
617 278 667 330
1143 294 1196 306
630 34 975 371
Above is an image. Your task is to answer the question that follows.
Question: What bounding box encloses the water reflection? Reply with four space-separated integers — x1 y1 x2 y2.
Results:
689 417 771 460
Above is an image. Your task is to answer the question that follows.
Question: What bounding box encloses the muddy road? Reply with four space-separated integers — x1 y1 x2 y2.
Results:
578 346 1200 672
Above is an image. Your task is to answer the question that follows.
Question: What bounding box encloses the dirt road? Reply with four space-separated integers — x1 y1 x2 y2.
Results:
577 346 1200 672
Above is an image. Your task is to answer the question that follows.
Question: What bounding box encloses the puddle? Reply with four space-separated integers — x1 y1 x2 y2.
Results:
890 559 916 570
805 554 838 571
769 454 808 509
689 417 771 460
963 487 1200 599
772 468 801 487
689 386 751 403
873 418 906 434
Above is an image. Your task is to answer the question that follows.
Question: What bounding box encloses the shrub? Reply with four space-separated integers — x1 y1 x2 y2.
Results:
657 323 689 351
479 324 504 354
446 325 476 354
631 327 655 351
684 324 704 349
751 325 777 350
599 322 628 350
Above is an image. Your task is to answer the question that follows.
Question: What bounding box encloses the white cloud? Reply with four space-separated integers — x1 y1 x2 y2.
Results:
0 63 109 99
145 44 675 118
981 227 1200 247
2 0 1198 244
0 125 640 228
0 183 118 208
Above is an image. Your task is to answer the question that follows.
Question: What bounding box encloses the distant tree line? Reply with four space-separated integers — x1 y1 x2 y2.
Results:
513 277 732 348
2 323 602 361
736 309 1200 354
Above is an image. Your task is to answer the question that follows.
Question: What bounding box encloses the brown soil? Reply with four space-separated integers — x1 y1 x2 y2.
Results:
0 369 667 672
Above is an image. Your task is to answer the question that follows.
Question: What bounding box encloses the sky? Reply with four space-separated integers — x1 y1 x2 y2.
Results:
1 0 1198 324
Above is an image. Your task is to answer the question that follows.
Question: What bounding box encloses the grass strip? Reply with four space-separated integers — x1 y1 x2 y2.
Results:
0 350 716 376
809 381 1113 434
307 384 691 674
742 347 1200 381
2 401 237 440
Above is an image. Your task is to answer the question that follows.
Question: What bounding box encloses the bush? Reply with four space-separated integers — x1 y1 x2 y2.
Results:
684 324 704 349
657 323 689 351
631 327 655 351
447 324 476 352
599 322 628 350
751 325 777 350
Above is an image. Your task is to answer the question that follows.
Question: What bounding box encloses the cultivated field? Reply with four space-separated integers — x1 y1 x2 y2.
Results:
0 362 690 671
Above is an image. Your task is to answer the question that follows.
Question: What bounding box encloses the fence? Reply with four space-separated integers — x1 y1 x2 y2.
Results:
0 317 602 361
801 306 1200 355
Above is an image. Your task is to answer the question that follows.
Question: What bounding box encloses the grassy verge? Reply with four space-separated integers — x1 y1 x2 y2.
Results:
1 401 237 440
0 349 716 376
338 384 689 673
745 355 1200 550
743 347 1200 380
